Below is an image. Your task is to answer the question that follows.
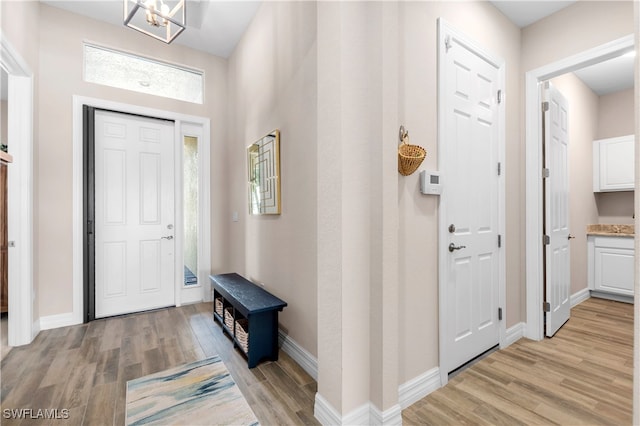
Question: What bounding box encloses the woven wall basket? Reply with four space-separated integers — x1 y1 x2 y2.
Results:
398 137 426 176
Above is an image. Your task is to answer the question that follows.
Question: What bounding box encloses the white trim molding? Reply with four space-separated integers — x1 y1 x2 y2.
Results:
314 394 402 426
39 312 75 331
314 393 342 426
72 95 211 325
278 330 318 381
570 288 591 308
505 322 526 347
398 367 441 409
369 403 402 426
524 34 634 341
1 32 35 347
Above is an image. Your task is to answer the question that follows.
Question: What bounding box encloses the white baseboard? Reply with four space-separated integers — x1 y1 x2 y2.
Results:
39 312 77 330
505 322 525 347
314 394 402 426
370 403 402 425
570 287 591 307
278 329 318 381
32 319 41 340
342 402 371 425
398 367 441 409
314 393 342 426
590 290 633 304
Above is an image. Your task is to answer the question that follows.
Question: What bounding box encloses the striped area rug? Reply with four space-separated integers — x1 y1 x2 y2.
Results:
126 356 259 426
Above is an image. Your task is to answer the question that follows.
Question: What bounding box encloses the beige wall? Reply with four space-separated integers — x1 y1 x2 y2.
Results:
596 88 635 224
599 88 635 138
227 1 318 357
36 4 228 316
398 1 521 384
550 74 600 296
522 1 634 73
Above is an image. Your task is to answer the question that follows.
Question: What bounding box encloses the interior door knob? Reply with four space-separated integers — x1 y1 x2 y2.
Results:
568 234 575 240
449 243 466 252
161 235 174 240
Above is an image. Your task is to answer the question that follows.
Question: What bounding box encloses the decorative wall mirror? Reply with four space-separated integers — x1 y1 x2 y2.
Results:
248 130 281 215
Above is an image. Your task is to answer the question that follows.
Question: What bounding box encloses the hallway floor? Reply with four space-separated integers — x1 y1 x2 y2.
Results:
0 297 633 425
403 297 633 425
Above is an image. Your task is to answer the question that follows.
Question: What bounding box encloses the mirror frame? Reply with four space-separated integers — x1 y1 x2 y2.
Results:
247 129 281 215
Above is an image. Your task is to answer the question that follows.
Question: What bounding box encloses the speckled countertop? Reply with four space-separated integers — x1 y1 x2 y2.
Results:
587 224 634 237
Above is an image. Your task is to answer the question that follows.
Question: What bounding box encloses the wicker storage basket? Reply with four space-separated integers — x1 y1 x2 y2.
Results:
224 307 234 330
235 318 249 353
398 136 426 176
214 297 223 317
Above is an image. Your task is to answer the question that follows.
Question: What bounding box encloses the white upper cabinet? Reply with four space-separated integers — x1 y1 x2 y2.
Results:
593 135 635 192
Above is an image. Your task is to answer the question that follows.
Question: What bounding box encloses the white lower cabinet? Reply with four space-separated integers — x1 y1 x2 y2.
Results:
588 236 634 297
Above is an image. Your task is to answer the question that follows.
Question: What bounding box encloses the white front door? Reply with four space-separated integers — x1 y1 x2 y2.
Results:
95 110 175 318
439 21 503 374
543 83 571 337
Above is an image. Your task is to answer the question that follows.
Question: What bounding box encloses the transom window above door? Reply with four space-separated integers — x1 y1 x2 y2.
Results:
83 43 204 104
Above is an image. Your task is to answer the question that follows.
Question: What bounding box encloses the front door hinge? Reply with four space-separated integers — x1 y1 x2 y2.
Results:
542 101 550 112
497 162 502 176
543 302 551 312
543 235 550 245
87 220 94 235
542 168 550 178
497 90 503 104
498 234 502 248
444 35 452 52
498 307 503 321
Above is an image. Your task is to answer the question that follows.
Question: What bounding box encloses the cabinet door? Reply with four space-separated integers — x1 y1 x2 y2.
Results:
594 135 635 192
594 246 634 295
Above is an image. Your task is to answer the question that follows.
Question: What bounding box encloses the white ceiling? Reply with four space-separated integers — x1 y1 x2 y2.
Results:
489 0 577 28
41 0 261 58
573 53 635 96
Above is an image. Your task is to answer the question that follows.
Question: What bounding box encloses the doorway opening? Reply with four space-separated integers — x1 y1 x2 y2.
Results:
73 96 212 324
525 34 635 340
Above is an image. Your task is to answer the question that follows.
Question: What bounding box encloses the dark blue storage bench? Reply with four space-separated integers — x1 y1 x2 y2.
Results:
210 273 287 368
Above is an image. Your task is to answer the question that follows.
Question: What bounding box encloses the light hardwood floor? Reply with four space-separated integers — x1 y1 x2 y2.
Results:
403 297 634 425
0 298 633 425
0 302 318 425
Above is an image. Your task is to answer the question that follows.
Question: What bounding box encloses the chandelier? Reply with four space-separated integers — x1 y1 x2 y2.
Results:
124 0 186 44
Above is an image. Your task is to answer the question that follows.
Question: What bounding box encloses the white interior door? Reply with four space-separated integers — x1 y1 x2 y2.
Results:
95 110 175 318
543 83 571 337
440 24 503 374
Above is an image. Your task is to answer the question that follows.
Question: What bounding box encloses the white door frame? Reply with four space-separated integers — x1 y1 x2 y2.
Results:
72 96 211 324
524 34 634 340
437 19 506 385
1 33 36 346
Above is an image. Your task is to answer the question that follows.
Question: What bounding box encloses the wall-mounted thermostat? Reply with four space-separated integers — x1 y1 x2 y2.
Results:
420 170 442 195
